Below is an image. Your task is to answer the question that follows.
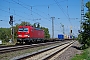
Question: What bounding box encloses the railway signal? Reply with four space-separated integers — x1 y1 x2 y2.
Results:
9 15 13 25
9 15 14 43
71 30 72 33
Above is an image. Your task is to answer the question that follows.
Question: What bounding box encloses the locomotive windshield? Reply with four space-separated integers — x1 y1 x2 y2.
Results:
18 28 28 32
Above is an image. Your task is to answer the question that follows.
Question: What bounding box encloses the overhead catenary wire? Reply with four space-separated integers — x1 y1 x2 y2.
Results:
3 1 75 27
0 1 32 20
17 0 67 7
0 7 32 22
14 0 69 22
0 0 81 38
0 1 42 23
11 0 51 21
2 0 32 17
9 0 52 27
54 0 72 26
3 0 48 22
0 5 31 19
15 0 52 22
2 0 70 29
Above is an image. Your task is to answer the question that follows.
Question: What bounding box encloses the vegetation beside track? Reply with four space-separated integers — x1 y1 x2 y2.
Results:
71 47 90 60
0 42 16 46
78 1 90 49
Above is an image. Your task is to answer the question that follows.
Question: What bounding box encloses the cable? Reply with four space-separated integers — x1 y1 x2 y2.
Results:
0 1 43 23
17 0 67 7
0 4 31 19
54 0 72 25
0 7 33 21
11 0 51 21
15 0 51 22
15 0 69 22
3 0 43 21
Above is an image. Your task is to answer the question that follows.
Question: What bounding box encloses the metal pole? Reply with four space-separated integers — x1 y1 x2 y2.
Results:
10 22 13 43
60 23 65 34
80 0 84 32
11 27 12 43
9 15 14 43
62 25 65 34
12 23 14 43
51 17 55 39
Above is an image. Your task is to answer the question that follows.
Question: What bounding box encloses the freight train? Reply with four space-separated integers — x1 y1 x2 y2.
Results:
16 25 74 44
58 34 75 40
17 25 45 44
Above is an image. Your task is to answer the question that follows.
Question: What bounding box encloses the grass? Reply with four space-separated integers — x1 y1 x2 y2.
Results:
0 42 16 46
71 47 90 60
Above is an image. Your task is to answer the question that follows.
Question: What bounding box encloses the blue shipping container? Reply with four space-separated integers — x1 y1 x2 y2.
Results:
58 34 64 40
70 36 72 39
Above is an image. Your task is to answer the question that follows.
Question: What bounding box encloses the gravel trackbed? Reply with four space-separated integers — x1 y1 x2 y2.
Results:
55 41 82 60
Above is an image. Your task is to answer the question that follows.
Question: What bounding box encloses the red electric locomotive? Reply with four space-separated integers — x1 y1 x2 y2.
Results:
17 25 45 44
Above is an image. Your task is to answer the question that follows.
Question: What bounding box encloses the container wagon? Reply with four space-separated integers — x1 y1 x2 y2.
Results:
58 34 64 41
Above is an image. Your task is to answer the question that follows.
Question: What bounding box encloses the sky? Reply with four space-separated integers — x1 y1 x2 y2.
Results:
0 0 89 38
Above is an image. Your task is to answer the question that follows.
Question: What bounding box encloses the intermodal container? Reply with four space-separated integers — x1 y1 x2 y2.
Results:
70 36 72 39
58 34 64 40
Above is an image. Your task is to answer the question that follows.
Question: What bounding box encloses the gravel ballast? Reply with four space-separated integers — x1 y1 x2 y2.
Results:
55 41 82 60
0 42 62 60
0 41 81 60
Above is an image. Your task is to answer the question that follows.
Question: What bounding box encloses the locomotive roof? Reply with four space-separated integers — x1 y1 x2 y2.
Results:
19 25 33 28
18 25 44 31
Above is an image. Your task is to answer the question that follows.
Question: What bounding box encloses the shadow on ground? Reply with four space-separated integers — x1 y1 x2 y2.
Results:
71 46 81 50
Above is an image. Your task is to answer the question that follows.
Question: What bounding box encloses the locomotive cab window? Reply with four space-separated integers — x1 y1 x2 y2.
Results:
18 28 28 32
18 28 23 32
23 28 28 32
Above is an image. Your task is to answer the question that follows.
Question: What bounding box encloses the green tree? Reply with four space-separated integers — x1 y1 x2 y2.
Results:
0 28 10 42
78 1 90 49
20 21 31 26
41 27 50 38
33 23 36 28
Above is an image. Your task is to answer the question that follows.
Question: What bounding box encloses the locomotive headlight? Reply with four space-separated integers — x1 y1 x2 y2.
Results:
27 34 30 37
18 35 22 37
24 34 30 37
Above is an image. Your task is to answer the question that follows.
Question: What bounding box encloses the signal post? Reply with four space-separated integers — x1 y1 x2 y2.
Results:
9 15 14 43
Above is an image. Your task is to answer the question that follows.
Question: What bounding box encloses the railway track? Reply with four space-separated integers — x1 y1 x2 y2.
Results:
0 41 66 54
11 40 74 60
